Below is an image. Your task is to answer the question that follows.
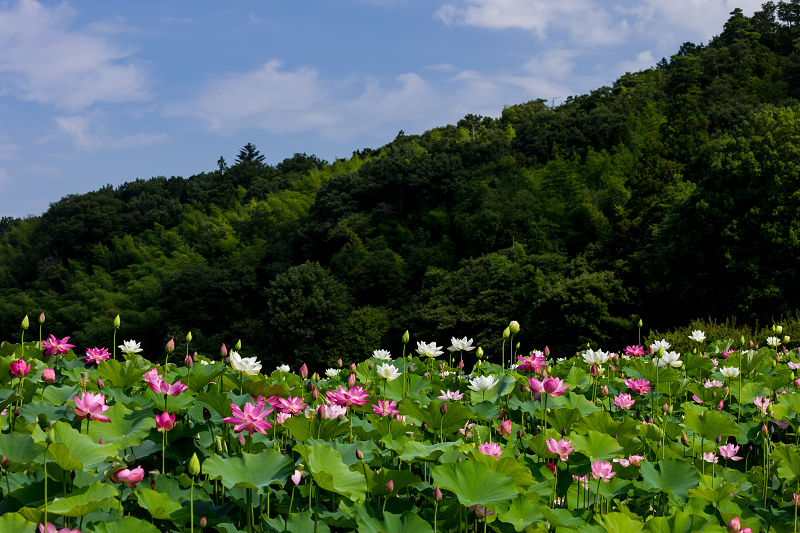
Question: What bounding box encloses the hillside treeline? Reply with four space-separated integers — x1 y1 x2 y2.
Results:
2 4 800 369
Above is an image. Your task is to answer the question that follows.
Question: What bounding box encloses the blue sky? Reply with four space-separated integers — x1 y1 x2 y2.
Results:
0 0 763 218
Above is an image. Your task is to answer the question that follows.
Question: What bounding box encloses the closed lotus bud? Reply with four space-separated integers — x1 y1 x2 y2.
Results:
532 429 540 436
516 342 520 350
42 368 55 384
369 362 374 371
476 347 484 359
312 388 319 401
562 427 567 435
750 340 754 347
402 330 410 343
39 312 46 325
421 422 429 432
728 517 742 533
14 407 20 417
662 403 668 413
440 403 448 415
438 362 443 370
185 331 192 342
509 321 520 334
589 365 599 376
457 360 464 369
408 364 414 373
347 373 356 388
317 405 325 420
795 378 800 388
220 343 228 357
350 363 357 372
544 346 550 357
313 372 320 381
299 363 308 379
1 455 9 469
336 358 343 368
777 326 783 334
307 380 315 391
601 385 608 397
761 423 768 435
433 486 442 502
515 451 521 459
503 327 510 339
21 315 29 329
97 377 105 390
188 453 201 476
235 339 241 351
716 434 722 444
718 400 724 410
238 433 246 447
385 480 394 493
46 426 56 444
681 433 689 446
517 429 524 439
356 449 364 461
456 456 462 462
185 355 193 368
638 319 643 327
165 338 175 353
203 407 211 421
199 516 207 528
785 336 791 344
498 419 512 436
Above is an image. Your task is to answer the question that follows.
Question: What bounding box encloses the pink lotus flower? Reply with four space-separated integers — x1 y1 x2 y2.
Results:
39 523 81 533
614 454 645 467
42 335 75 356
372 399 399 417
84 347 111 365
326 385 370 407
110 465 145 488
774 420 790 430
223 402 273 435
41 368 55 384
150 378 188 396
590 461 615 482
438 389 464 401
291 469 303 485
478 442 502 459
719 443 743 461
497 419 513 436
73 392 111 423
275 412 291 425
754 396 770 416
9 359 30 378
143 368 161 386
469 504 493 518
545 463 558 476
704 379 724 388
727 517 751 533
459 421 475 437
788 362 800 370
546 438 574 462
624 345 645 357
155 411 175 432
515 352 547 373
572 474 589 489
276 396 308 415
527 376 568 397
623 378 651 395
614 393 636 409
702 452 718 464
692 394 703 404
318 402 347 419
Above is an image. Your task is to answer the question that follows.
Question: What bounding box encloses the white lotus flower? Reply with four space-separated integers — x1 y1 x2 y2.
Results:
373 349 392 361
468 375 498 391
582 348 609 365
325 368 341 378
688 330 706 342
276 364 290 372
229 351 262 375
650 339 671 353
767 336 781 348
416 341 444 358
376 363 402 381
720 366 740 378
448 337 475 352
656 351 682 368
118 340 143 355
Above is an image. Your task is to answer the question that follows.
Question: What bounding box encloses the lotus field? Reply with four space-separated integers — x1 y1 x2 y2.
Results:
3 318 800 533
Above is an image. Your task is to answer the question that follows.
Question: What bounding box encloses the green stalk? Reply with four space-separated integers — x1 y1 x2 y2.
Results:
44 444 49 527
190 476 195 533
112 327 117 362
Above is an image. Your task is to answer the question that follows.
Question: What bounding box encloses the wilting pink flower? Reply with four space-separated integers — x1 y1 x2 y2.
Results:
469 504 493 518
438 389 464 401
545 463 558 476
623 378 651 395
692 394 703 404
84 347 111 365
110 465 145 488
73 392 110 423
719 443 743 461
326 385 370 407
498 419 513 436
223 402 273 435
150 378 188 397
614 454 646 467
516 352 547 373
754 396 770 416
41 368 56 384
590 461 615 482
614 393 636 409
276 396 308 415
702 452 718 464
624 345 645 357
291 470 303 485
546 438 574 462
42 335 75 356
459 421 475 437
372 400 399 417
155 412 175 432
478 442 503 459
9 359 30 378
774 420 790 430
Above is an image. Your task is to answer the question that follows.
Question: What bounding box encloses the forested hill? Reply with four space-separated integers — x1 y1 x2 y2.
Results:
2 5 800 369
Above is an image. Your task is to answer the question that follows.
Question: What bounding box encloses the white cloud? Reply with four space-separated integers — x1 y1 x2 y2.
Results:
614 50 656 75
0 0 149 110
523 49 581 80
0 143 21 161
55 115 167 150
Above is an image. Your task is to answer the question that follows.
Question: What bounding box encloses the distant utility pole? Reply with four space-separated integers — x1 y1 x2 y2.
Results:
551 97 561 108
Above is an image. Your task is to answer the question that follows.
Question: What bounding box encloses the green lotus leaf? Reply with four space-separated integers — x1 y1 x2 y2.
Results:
774 445 800 480
537 505 587 528
397 398 472 434
683 408 737 442
31 421 118 473
294 443 367 505
645 510 708 533
397 440 460 462
468 401 502 421
45 482 118 517
42 384 79 406
466 373 516 404
548 408 582 435
573 411 641 438
596 512 645 533
203 449 295 490
96 360 149 390
0 512 36 533
564 366 592 389
431 460 517 508
135 487 184 520
470 453 536 490
0 432 45 466
497 494 544 532
682 352 714 373
596 477 633 499
571 430 623 462
551 392 600 416
241 381 286 401
639 459 699 503
365 469 423 495
145 389 193 414
304 438 380 466
89 403 156 451
85 515 161 533
688 480 737 503
283 416 348 442
736 382 770 405
196 391 234 419
355 508 433 533
19 402 67 424
778 392 800 415
622 361 680 384
365 413 409 439
263 510 331 533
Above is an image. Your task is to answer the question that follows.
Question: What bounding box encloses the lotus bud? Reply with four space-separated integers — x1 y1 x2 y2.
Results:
238 434 246 447
681 434 689 446
716 434 722 444
41 368 55 384
515 451 521 459
408 364 414 373
14 407 20 417
476 347 484 359
369 362 374 370
313 372 320 381
214 436 224 454
199 516 207 528
532 429 540 436
203 407 211 421
777 326 783 334
601 385 608 397
638 319 643 327
785 336 791 344
777 354 782 362
795 378 800 389
350 363 357 372
356 449 364 461
589 365 599 376
544 346 550 357
517 429 524 439
295 363 307 379
312 388 319 401
336 358 343 368
562 427 567 435
220 343 228 357
235 339 241 351
1 455 9 469
503 327 510 339
457 360 464 369
421 422 429 432
165 338 175 353
456 456 462 462
97 377 105 390
21 315 29 330
509 321 520 334
516 342 520 350
185 355 193 368
40 312 46 324
433 486 442 502
347 373 356 388
728 517 742 533
498 419 512 436
317 405 325 420
718 400 724 410
188 453 201 476
761 423 768 436
750 340 754 347
402 330 409 343
440 403 448 415
438 362 443 371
